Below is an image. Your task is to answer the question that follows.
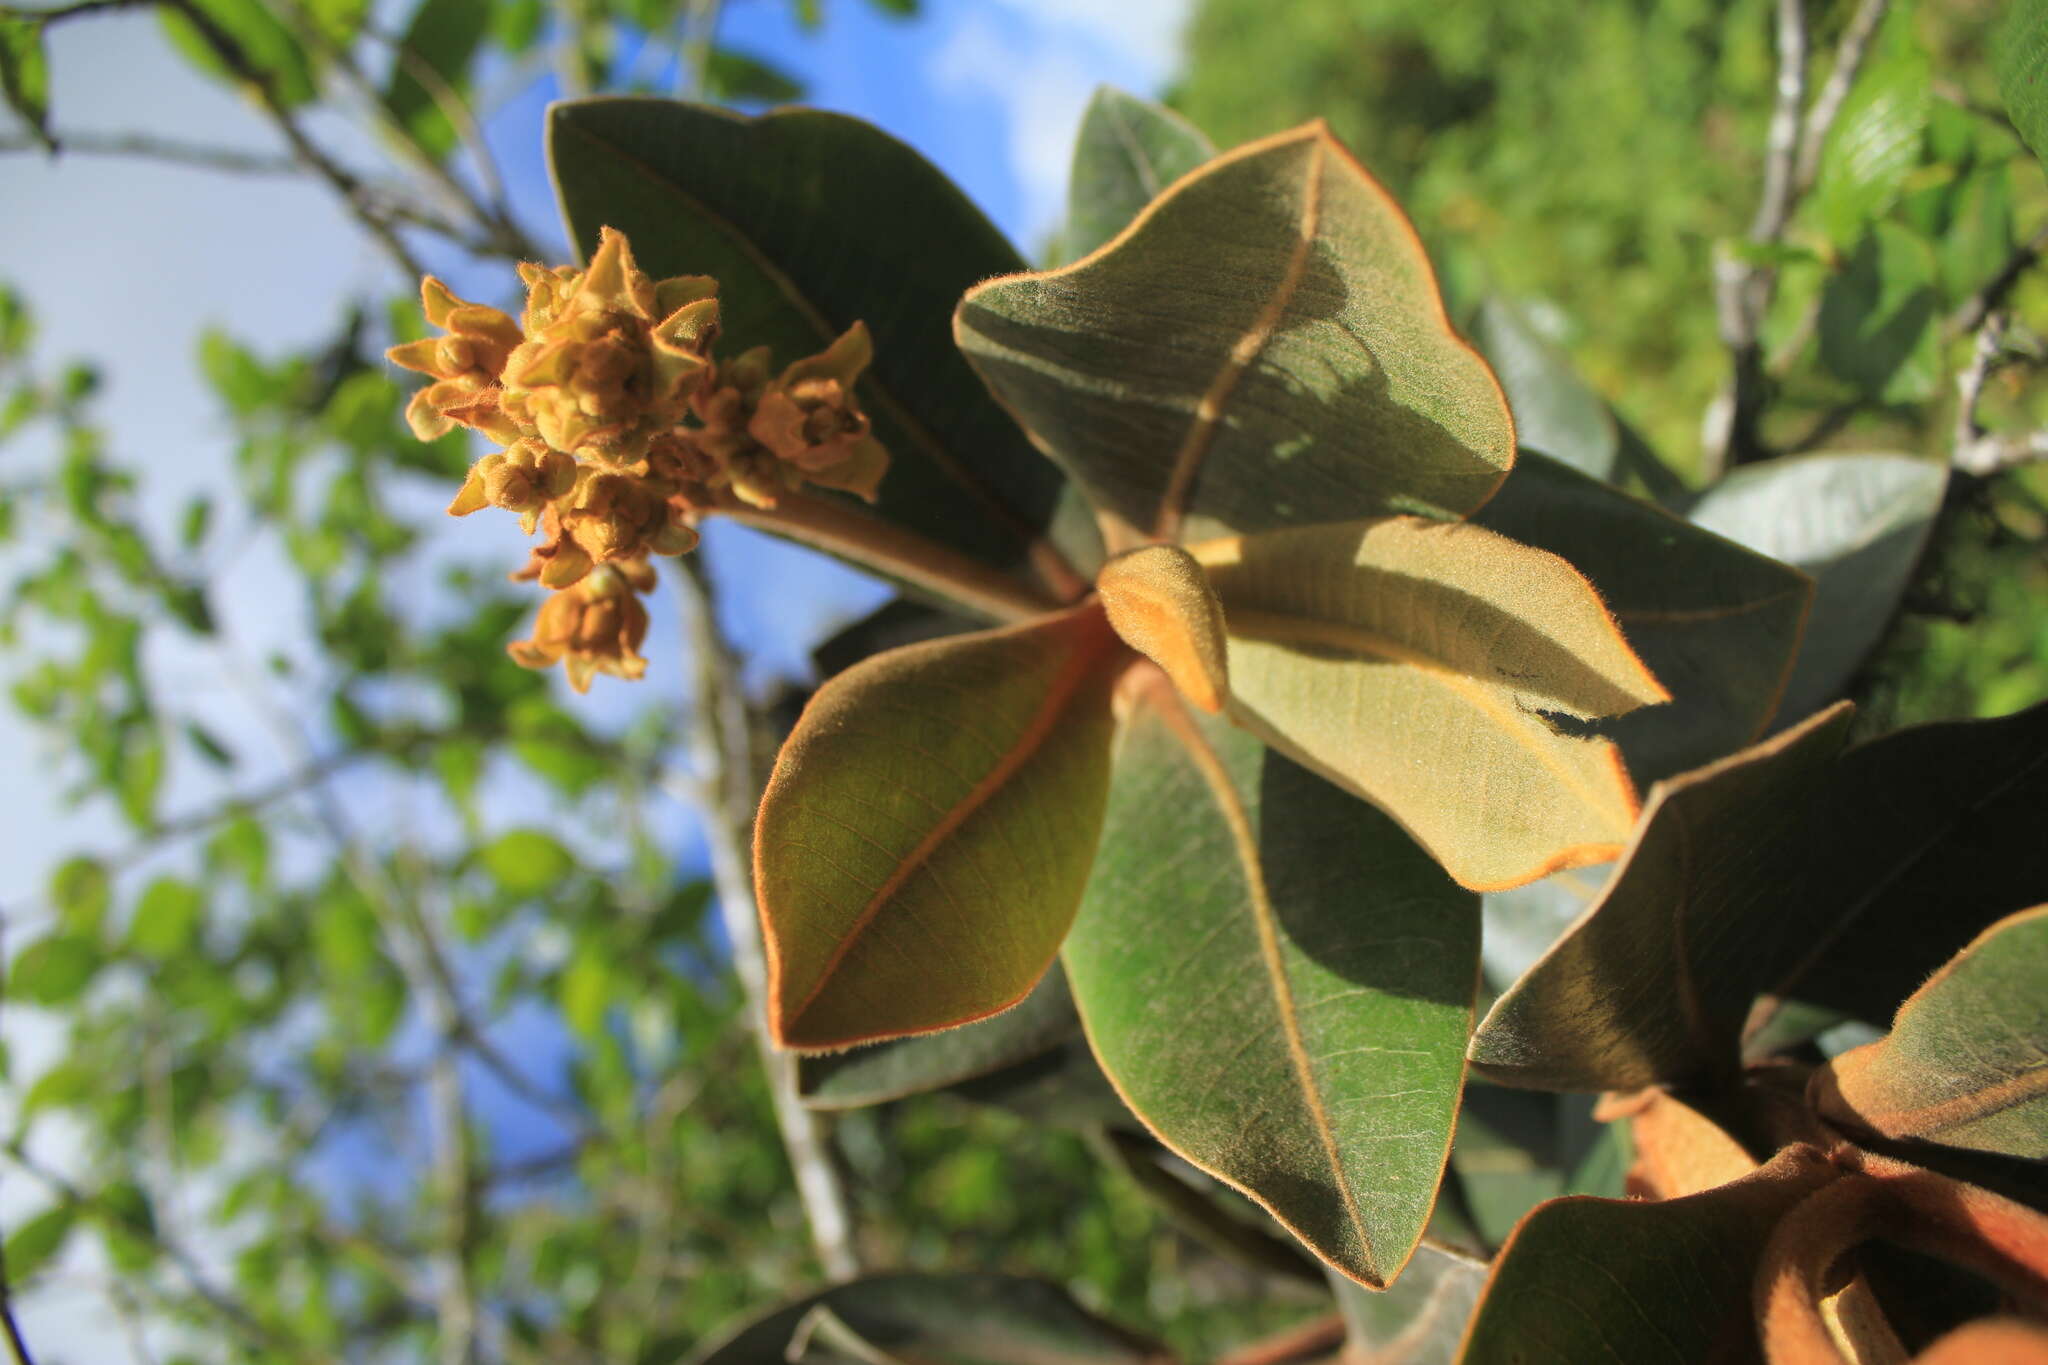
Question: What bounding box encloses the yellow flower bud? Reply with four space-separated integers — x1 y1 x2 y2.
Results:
386 277 523 441
506 561 653 693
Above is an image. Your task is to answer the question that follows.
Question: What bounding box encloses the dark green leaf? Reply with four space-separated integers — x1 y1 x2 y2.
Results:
1687 452 1947 725
1062 86 1216 263
799 963 1082 1108
1064 688 1477 1287
4 1204 76 1282
1472 700 2048 1089
756 607 1117 1048
1817 222 1940 404
688 1273 1157 1365
1472 297 1617 480
383 0 490 160
548 99 1092 594
1814 905 2048 1159
0 17 52 150
1092 1129 1323 1284
1997 0 2048 172
1473 452 1812 785
1460 1146 1837 1365
959 123 1514 539
702 47 804 104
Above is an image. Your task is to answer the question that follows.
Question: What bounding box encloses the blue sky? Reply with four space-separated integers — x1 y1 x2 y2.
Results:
1 0 1191 1353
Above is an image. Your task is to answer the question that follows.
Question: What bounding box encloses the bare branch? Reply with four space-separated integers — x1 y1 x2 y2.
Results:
666 551 862 1280
1951 312 2048 476
1793 0 1891 192
0 129 302 174
0 913 39 1365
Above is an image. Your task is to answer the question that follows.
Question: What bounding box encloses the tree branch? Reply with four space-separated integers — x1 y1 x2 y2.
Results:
0 129 301 173
0 915 38 1365
666 550 862 1280
1951 311 2048 476
1792 0 1891 192
1949 220 2048 338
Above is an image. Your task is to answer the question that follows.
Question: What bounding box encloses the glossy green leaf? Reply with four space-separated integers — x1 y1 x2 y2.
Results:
3 1204 75 1282
383 0 491 161
957 122 1514 543
1688 452 1947 726
548 100 1091 593
479 828 574 895
1814 905 2048 1160
1064 688 1478 1287
1196 516 1667 890
1997 0 2048 172
798 963 1082 1108
1814 38 1932 248
1458 1146 1838 1365
1818 222 1940 404
1329 1242 1486 1365
1469 704 1858 1091
1474 453 1812 785
1062 86 1216 262
757 607 1118 1049
688 1273 1158 1365
129 877 206 958
1471 298 1617 480
0 17 51 150
1473 700 2048 1089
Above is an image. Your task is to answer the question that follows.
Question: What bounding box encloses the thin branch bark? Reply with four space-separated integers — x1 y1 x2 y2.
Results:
1950 311 2048 476
1949 220 2048 338
0 918 39 1365
0 129 302 173
667 551 861 1280
1792 0 1891 192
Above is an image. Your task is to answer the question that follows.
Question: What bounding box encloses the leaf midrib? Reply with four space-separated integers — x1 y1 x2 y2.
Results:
1151 686 1378 1279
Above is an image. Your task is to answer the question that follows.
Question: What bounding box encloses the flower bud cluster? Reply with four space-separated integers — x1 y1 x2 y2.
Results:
388 226 891 690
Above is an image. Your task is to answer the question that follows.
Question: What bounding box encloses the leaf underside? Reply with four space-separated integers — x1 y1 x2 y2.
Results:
1814 904 2048 1160
755 607 1118 1049
1063 684 1478 1287
1196 516 1667 891
957 121 1514 544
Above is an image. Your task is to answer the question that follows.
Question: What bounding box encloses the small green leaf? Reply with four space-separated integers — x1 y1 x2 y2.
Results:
1814 38 1932 247
1996 0 2048 172
10 933 101 1007
49 855 111 936
1472 297 1618 480
1460 1146 1838 1365
130 877 206 958
1197 516 1666 891
159 0 317 107
382 0 489 159
548 100 1089 589
1064 690 1477 1288
1818 222 1940 404
1813 905 2048 1159
756 606 1118 1049
0 17 52 150
559 944 610 1040
118 726 165 826
688 1273 1158 1365
798 963 1083 1109
1062 86 1216 263
479 829 573 895
4 1204 76 1282
702 46 804 104
958 122 1514 541
1687 452 1947 725
1474 453 1813 785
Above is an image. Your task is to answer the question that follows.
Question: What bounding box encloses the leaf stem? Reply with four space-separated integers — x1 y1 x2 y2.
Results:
720 491 1065 623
